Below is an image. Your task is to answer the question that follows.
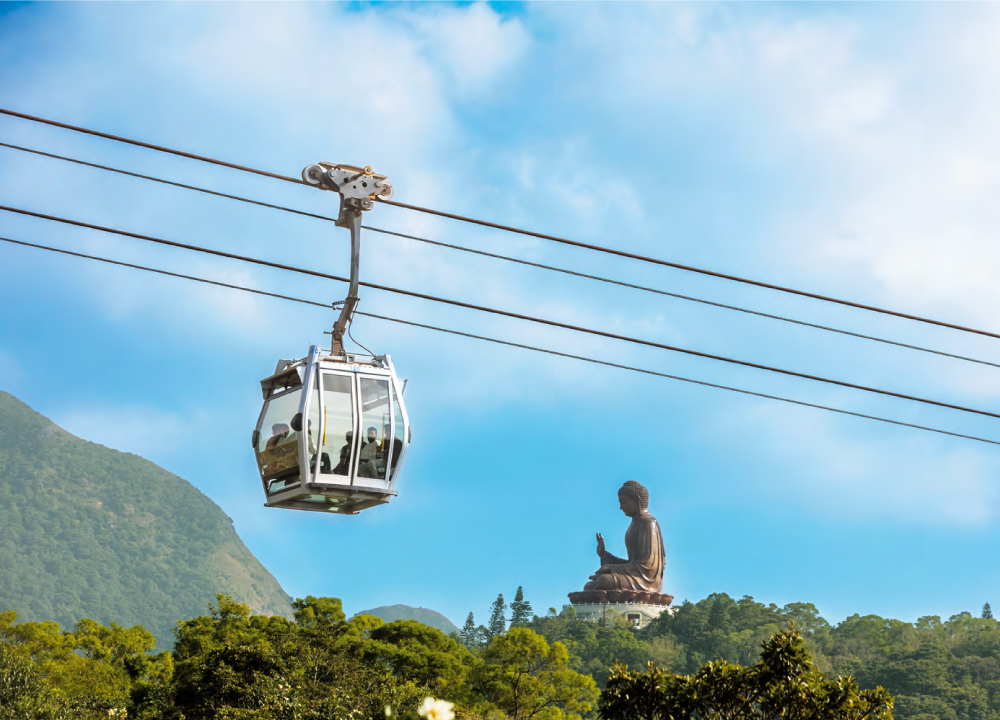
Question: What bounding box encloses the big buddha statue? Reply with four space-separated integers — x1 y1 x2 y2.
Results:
568 480 673 606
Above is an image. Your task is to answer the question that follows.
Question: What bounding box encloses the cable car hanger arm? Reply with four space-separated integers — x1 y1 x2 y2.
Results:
301 162 393 354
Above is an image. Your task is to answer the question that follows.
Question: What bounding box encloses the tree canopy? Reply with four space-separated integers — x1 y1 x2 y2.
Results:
601 628 893 720
1 594 600 720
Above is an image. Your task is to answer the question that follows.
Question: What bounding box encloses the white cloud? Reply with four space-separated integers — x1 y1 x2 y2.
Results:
718 401 1000 527
741 10 1000 406
545 5 1000 399
53 403 215 462
543 4 893 136
407 3 530 97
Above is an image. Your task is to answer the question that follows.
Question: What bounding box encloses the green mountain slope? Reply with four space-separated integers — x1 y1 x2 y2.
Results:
0 390 291 648
355 604 459 635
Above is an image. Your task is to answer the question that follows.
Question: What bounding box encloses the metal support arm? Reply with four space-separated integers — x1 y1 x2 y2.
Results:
330 208 361 354
301 162 393 355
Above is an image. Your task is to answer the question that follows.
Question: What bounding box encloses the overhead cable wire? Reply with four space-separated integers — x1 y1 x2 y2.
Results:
366 225 1000 369
4 106 1000 342
2 140 996 370
0 107 303 185
378 196 1000 341
2 232 998 448
0 141 328 221
4 202 1000 422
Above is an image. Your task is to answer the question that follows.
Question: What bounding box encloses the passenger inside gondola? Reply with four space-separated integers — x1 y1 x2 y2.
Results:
358 425 384 478
381 423 403 468
265 423 291 450
333 430 354 475
261 421 299 478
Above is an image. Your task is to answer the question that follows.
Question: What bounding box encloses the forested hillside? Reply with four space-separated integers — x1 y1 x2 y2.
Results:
521 593 1000 720
354 605 459 636
0 391 291 648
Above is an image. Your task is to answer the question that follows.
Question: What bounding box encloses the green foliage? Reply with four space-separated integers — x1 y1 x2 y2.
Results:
1 596 608 720
293 595 346 628
472 627 599 720
0 391 292 649
600 629 894 720
0 644 69 720
510 587 534 629
641 593 786 673
24 587 1000 720
462 613 479 648
348 616 476 698
487 594 507 643
354 605 460 636
522 593 1000 720
984 603 993 620
0 608 161 719
531 609 650 687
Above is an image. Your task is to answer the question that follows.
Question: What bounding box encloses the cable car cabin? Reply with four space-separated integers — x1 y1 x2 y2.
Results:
253 345 410 515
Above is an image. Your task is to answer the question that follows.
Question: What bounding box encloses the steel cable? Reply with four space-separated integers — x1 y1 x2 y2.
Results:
0 108 303 184
2 233 997 447
3 203 1000 421
3 106 999 340
1 140 996 369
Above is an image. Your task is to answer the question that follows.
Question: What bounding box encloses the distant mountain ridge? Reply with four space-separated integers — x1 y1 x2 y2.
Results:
354 604 459 635
0 391 292 649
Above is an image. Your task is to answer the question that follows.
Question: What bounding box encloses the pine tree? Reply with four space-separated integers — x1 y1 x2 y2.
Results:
984 603 994 620
509 585 534 627
476 623 489 647
461 612 478 647
486 593 507 641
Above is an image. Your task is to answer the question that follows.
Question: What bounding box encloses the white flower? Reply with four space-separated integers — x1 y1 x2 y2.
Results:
417 697 455 720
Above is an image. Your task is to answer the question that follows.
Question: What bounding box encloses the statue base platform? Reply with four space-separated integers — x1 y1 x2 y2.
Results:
568 590 673 605
566 590 673 629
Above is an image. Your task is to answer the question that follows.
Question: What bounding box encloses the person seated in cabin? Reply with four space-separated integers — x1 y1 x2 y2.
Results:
379 423 404 476
333 431 354 476
262 422 298 476
265 423 291 450
357 426 383 478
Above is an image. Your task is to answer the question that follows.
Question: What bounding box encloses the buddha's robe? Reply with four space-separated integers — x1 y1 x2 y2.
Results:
586 510 665 593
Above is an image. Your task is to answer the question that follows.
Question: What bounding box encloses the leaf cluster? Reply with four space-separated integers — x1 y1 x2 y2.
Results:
600 629 893 720
2 594 600 720
521 591 1000 720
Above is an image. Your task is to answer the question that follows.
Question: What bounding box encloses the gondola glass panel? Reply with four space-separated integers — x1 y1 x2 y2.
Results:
320 373 356 478
387 383 405 482
256 386 303 492
305 379 321 473
356 377 391 486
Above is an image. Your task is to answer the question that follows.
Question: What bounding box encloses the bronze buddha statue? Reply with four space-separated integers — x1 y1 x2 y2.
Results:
569 480 671 606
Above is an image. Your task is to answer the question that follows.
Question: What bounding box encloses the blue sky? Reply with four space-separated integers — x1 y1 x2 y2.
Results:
3 2 1000 630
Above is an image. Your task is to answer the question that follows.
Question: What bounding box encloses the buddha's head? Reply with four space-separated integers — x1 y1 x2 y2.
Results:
618 480 649 517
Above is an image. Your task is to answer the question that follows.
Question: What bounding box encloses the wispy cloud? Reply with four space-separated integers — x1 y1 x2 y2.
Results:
720 400 1000 527
52 403 218 466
